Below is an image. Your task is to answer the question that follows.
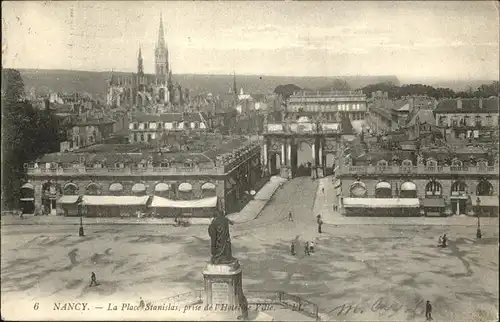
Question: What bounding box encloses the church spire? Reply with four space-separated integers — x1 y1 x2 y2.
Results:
158 13 165 48
137 46 144 75
232 71 237 96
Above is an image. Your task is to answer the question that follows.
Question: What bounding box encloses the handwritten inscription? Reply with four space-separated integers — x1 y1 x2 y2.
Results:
329 297 425 318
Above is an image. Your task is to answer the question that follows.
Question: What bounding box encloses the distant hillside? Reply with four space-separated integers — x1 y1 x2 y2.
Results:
18 69 400 99
398 77 497 92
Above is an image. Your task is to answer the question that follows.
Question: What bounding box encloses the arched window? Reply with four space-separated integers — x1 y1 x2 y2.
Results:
400 181 417 198
375 181 392 198
425 181 442 197
201 182 216 197
451 159 463 167
20 183 35 200
63 183 79 195
350 181 367 197
109 182 124 195
451 181 467 196
401 159 413 167
427 159 437 167
377 160 388 167
85 183 101 195
131 183 147 196
476 180 493 196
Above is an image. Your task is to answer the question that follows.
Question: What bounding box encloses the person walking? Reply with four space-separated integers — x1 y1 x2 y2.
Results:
318 219 323 234
304 241 310 256
138 297 145 310
290 241 296 256
425 300 433 321
288 211 293 222
309 240 315 253
322 187 325 194
442 234 448 248
89 272 98 287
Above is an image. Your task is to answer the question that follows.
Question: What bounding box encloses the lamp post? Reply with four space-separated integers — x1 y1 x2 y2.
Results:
476 197 482 239
78 201 84 237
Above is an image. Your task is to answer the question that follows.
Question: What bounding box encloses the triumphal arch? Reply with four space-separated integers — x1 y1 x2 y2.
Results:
262 116 354 179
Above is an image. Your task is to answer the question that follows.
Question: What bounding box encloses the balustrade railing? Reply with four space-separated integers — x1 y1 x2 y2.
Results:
27 165 223 175
337 165 499 175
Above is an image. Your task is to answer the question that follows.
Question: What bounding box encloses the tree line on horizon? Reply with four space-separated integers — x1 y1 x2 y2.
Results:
274 80 499 101
2 68 62 210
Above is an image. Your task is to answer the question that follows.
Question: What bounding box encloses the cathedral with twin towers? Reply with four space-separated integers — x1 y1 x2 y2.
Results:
106 15 188 110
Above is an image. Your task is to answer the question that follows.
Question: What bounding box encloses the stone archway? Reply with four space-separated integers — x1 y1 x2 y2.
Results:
20 183 35 214
476 180 493 196
269 153 281 176
325 153 336 176
295 141 313 177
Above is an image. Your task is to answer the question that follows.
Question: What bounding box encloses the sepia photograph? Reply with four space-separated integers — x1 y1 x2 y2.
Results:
1 1 499 321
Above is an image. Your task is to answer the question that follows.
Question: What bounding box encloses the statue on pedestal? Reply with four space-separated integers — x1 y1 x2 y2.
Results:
208 212 235 264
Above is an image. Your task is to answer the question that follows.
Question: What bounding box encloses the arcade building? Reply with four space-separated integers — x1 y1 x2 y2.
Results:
20 135 262 218
335 145 499 217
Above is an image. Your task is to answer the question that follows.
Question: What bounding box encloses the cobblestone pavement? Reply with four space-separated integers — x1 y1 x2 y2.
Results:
1 177 498 321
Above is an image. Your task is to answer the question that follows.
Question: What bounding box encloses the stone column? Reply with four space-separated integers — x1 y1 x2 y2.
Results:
311 143 316 165
319 141 323 166
287 141 292 167
281 143 285 166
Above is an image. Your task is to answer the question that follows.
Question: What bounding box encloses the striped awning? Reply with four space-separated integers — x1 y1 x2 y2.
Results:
343 198 420 208
82 195 150 206
57 195 81 205
150 196 217 209
421 198 446 207
476 196 499 207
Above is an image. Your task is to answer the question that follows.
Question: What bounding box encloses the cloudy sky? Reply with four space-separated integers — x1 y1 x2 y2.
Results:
2 1 499 80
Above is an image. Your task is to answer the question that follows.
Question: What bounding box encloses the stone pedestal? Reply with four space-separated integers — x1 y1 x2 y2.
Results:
203 260 243 311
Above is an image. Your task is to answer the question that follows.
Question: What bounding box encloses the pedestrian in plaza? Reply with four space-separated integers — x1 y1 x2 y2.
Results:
138 297 145 310
309 240 315 253
442 234 448 247
288 211 293 222
89 272 98 287
322 187 325 194
304 241 310 256
19 211 24 219
318 219 323 234
290 241 296 256
425 300 433 320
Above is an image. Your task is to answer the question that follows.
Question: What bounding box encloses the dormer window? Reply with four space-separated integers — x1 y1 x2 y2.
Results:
114 162 122 169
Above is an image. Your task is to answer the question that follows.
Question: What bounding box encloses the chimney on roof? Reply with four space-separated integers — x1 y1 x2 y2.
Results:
479 98 483 109
457 98 462 110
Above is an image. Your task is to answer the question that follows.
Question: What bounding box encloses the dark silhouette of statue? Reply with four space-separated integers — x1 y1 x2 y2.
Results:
208 213 235 264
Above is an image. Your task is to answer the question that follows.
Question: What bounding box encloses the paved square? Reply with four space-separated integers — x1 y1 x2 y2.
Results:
1 221 498 321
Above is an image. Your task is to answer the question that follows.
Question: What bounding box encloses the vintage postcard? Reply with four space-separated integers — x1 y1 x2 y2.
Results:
1 1 499 321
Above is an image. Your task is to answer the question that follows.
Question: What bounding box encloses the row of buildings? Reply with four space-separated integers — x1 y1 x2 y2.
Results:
21 134 262 217
264 89 498 217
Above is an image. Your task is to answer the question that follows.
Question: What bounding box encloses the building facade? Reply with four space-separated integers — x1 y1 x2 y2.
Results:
287 90 367 134
20 137 262 217
434 97 499 142
335 146 499 217
127 112 209 144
